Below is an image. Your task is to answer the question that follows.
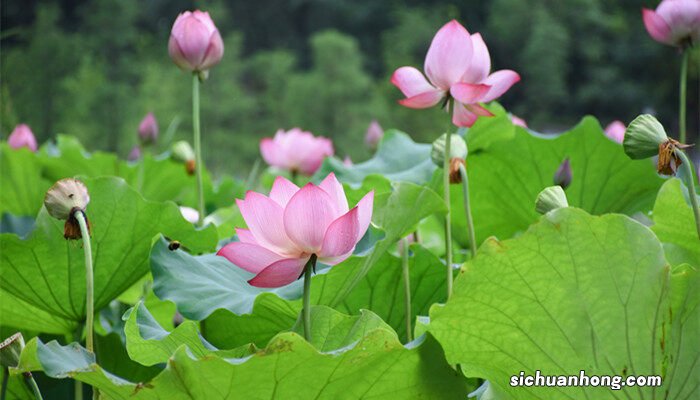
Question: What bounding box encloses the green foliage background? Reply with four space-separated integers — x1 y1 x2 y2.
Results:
2 0 699 176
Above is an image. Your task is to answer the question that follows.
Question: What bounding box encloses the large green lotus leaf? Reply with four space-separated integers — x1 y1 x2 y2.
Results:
449 117 665 247
429 208 696 399
0 144 52 216
123 302 255 366
290 305 394 351
312 244 446 340
651 178 700 267
461 102 516 152
0 289 77 334
0 177 217 333
94 332 162 383
16 314 468 399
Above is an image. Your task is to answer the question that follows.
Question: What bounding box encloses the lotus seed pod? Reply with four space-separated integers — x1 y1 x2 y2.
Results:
171 140 195 163
623 114 669 159
44 179 90 220
431 133 467 166
0 333 25 368
535 186 569 215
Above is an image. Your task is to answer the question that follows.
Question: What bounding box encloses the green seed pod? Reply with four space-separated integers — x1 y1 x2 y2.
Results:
431 133 468 166
0 333 25 368
44 178 90 220
623 114 669 159
535 186 569 215
171 140 195 163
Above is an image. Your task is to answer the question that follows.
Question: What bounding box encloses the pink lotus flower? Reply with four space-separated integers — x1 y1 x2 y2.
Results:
643 0 700 47
260 128 334 176
218 174 373 288
7 124 37 152
510 114 528 128
391 20 520 127
138 113 158 144
168 10 224 72
364 120 384 149
604 120 626 143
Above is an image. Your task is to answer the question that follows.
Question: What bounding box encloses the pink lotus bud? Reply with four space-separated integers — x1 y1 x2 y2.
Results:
7 124 37 152
179 206 199 224
553 158 573 190
391 20 520 127
217 174 373 288
604 120 626 143
260 128 334 176
343 156 353 166
364 120 384 149
138 113 158 145
168 10 224 73
510 114 528 128
643 0 700 47
128 146 142 161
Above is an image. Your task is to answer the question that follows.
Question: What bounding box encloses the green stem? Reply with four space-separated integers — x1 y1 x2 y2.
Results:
245 158 261 190
676 150 700 239
22 373 43 400
192 74 205 226
458 163 477 257
135 146 146 192
1 368 8 400
401 238 413 342
679 50 688 144
302 254 318 341
443 130 454 300
74 211 96 400
74 380 82 400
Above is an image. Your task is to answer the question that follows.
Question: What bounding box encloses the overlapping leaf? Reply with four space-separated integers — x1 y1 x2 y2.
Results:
651 178 700 267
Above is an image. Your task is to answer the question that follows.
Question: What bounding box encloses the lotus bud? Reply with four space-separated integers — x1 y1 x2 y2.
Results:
138 113 158 145
364 120 384 150
432 133 468 184
179 206 199 224
623 114 691 175
44 178 90 239
0 333 24 368
535 186 569 215
553 158 572 189
343 156 353 166
168 10 224 73
171 140 196 175
128 146 141 162
7 124 38 152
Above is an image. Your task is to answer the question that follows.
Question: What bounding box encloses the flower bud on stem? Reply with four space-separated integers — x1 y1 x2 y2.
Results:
192 73 205 227
302 254 318 342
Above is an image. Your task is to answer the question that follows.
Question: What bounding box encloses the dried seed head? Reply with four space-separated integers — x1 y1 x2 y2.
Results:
535 186 569 215
431 133 468 167
0 333 25 368
657 139 692 175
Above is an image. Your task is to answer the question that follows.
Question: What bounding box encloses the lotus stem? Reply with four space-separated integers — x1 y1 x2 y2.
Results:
675 150 700 239
1 368 8 400
74 211 96 400
458 163 477 257
192 73 205 226
679 50 688 144
302 254 318 341
22 373 43 400
443 131 453 300
401 238 413 342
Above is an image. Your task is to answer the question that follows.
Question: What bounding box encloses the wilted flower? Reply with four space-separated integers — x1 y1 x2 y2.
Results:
168 10 224 73
364 120 384 149
217 173 373 288
553 158 573 189
510 114 528 128
44 178 91 239
179 206 199 224
7 124 37 152
260 128 334 176
138 113 158 145
604 120 626 143
128 146 141 161
391 20 520 127
643 0 700 47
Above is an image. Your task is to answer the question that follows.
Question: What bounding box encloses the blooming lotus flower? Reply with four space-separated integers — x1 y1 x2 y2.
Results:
391 20 520 127
168 10 224 72
604 120 626 143
138 113 158 144
7 124 37 152
260 128 334 176
643 0 700 47
179 206 199 224
364 120 384 149
217 174 373 288
510 114 528 128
